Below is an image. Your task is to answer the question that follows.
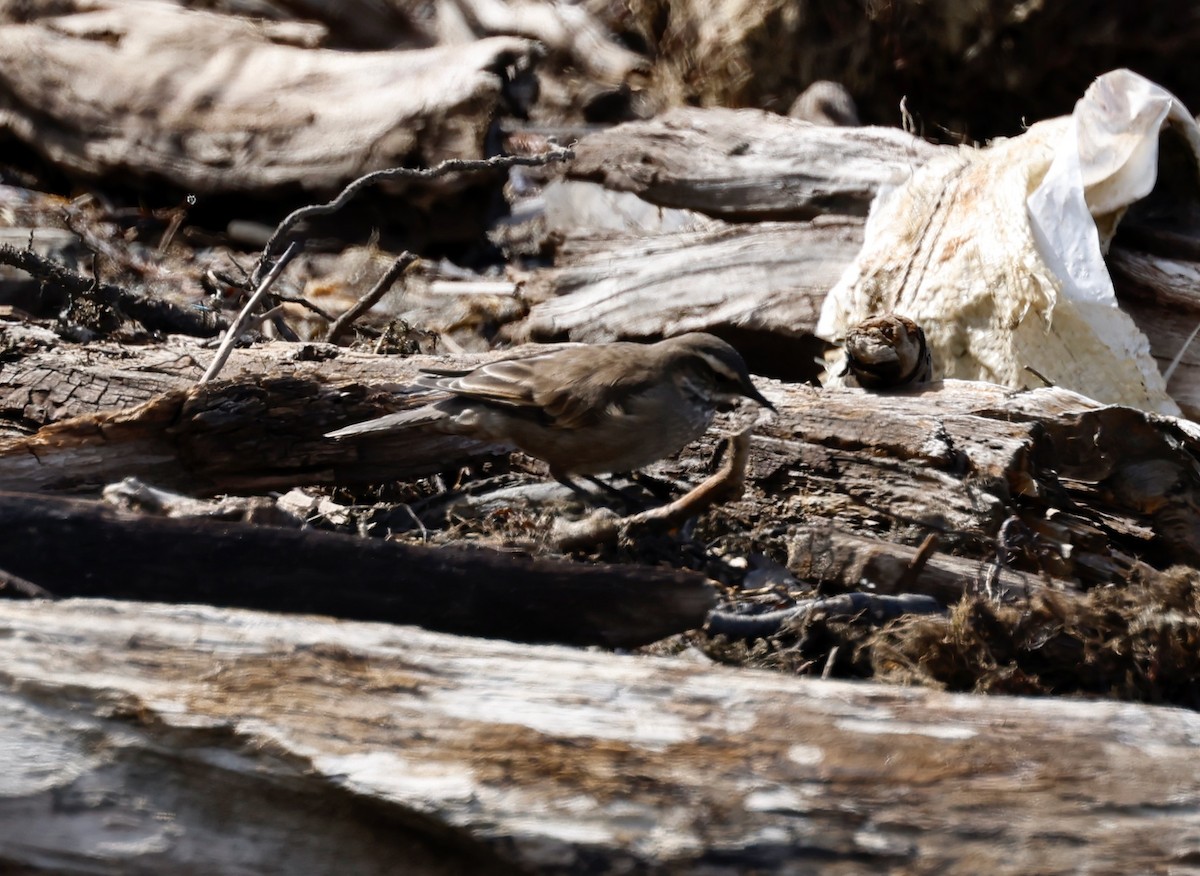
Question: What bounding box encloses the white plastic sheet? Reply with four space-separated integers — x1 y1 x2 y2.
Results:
819 69 1200 416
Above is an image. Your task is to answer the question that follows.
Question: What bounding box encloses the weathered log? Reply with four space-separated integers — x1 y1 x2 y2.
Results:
1109 245 1200 420
738 380 1200 573
2 598 1199 874
566 107 942 220
0 492 714 647
508 219 860 370
783 525 1049 604
2 338 1197 587
0 356 496 492
0 2 538 192
0 335 438 435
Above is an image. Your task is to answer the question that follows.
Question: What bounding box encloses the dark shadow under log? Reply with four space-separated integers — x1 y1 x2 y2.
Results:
0 492 715 648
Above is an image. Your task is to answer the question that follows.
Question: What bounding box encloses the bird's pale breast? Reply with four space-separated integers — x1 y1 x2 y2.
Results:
466 379 713 475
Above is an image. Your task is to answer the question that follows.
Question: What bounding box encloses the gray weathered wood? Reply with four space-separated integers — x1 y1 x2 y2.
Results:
566 107 942 219
1 598 1198 874
0 2 537 192
510 219 862 347
3 337 1196 598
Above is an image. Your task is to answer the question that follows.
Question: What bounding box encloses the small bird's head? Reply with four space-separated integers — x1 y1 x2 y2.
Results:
841 314 932 389
666 333 776 412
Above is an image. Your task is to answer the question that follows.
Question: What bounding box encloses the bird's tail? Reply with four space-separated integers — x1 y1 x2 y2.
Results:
325 405 446 440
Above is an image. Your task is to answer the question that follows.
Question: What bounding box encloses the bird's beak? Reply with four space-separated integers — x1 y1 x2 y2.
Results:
743 382 776 412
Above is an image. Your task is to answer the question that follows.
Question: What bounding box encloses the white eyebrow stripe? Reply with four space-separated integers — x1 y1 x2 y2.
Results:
694 352 741 379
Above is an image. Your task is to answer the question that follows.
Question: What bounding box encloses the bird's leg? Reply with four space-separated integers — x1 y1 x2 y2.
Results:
553 472 607 503
552 471 649 509
626 470 679 503
583 475 646 505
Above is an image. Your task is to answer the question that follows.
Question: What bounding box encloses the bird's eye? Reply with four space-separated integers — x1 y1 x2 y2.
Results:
716 371 742 390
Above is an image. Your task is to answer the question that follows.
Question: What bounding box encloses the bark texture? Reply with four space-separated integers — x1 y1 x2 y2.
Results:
0 2 538 192
566 108 941 219
1 598 1198 875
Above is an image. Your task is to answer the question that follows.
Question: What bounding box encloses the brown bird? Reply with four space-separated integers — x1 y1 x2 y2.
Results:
327 333 774 493
838 314 933 390
788 80 862 127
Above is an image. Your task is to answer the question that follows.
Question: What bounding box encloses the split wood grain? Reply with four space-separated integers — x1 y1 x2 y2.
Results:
1 598 1198 874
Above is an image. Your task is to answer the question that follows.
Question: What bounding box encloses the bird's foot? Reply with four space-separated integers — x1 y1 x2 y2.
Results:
554 474 657 510
625 471 679 503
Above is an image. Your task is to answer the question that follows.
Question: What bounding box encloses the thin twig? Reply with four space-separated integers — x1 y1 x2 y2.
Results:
272 294 337 322
552 426 754 551
199 242 300 384
157 194 195 254
250 304 289 330
1023 365 1056 388
251 147 574 285
0 567 54 600
704 593 945 640
821 645 840 680
894 532 939 593
326 252 418 344
0 243 225 337
1164 317 1200 384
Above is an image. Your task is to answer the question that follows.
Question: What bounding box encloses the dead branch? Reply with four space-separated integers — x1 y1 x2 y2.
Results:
325 252 418 344
253 148 574 283
0 243 226 337
199 242 300 384
551 427 753 551
705 592 944 640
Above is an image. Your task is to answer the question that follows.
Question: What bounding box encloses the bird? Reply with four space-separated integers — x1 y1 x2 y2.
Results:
836 314 933 390
787 80 862 127
327 333 775 495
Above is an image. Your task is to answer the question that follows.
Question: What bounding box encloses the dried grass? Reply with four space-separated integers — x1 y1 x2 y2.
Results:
869 565 1200 707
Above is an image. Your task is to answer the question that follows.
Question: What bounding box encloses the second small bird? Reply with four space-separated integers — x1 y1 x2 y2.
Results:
327 333 774 492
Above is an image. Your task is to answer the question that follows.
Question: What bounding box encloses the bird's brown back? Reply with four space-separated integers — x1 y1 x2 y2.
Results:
428 341 665 430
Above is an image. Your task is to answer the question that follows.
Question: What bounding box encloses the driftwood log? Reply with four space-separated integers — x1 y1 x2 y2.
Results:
2 336 1198 601
0 337 496 490
565 108 941 220
509 219 861 370
2 598 1199 874
0 2 539 192
3 6 1200 870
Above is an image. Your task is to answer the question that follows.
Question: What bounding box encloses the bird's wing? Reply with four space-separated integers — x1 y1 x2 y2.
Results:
432 355 553 407
433 345 655 430
533 347 659 429
325 407 442 439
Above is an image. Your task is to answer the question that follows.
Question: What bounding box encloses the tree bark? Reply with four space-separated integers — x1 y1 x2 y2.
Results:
3 337 1197 596
1 598 1198 875
0 2 538 192
566 107 942 219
